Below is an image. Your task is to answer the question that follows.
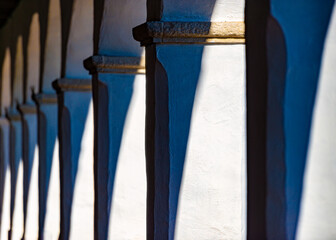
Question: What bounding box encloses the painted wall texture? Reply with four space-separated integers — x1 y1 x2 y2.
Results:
0 0 334 239
174 45 246 239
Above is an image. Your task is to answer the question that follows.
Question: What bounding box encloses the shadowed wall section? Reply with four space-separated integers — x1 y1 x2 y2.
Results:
245 0 335 238
296 3 336 239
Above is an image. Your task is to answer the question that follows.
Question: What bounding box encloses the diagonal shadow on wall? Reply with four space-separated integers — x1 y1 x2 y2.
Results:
245 0 336 238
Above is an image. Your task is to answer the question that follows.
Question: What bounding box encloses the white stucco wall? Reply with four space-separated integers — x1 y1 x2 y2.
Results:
24 115 39 240
12 146 24 240
44 138 60 240
69 100 94 240
296 3 336 239
174 45 246 240
108 74 146 239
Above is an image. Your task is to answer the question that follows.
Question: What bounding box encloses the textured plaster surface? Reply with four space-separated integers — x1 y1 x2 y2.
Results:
174 45 246 240
107 74 146 239
296 3 336 239
69 99 94 240
150 43 246 239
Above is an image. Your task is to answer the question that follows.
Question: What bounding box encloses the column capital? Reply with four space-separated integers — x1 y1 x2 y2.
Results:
17 104 38 115
52 78 92 93
133 21 245 46
5 108 21 122
84 55 145 75
32 93 58 105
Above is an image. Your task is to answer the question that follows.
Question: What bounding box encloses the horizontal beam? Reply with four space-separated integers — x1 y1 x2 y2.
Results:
52 78 92 92
84 55 145 75
133 21 245 46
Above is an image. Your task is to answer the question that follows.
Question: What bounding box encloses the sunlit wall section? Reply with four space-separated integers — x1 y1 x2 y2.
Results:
168 1 246 239
297 3 336 239
175 45 246 240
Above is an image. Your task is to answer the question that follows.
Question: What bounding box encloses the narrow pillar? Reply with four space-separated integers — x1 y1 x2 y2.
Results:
84 56 146 240
6 109 24 240
32 93 60 240
53 79 94 240
17 104 39 240
133 20 245 239
0 118 11 239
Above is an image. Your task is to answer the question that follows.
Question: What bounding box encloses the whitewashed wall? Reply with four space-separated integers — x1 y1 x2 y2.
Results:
108 74 146 239
175 45 246 240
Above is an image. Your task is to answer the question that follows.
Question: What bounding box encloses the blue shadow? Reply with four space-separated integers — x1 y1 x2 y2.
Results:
246 0 335 238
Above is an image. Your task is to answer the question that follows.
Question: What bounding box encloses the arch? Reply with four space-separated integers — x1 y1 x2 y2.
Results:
1 48 11 114
65 0 93 78
13 36 24 105
42 0 61 93
26 13 40 101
